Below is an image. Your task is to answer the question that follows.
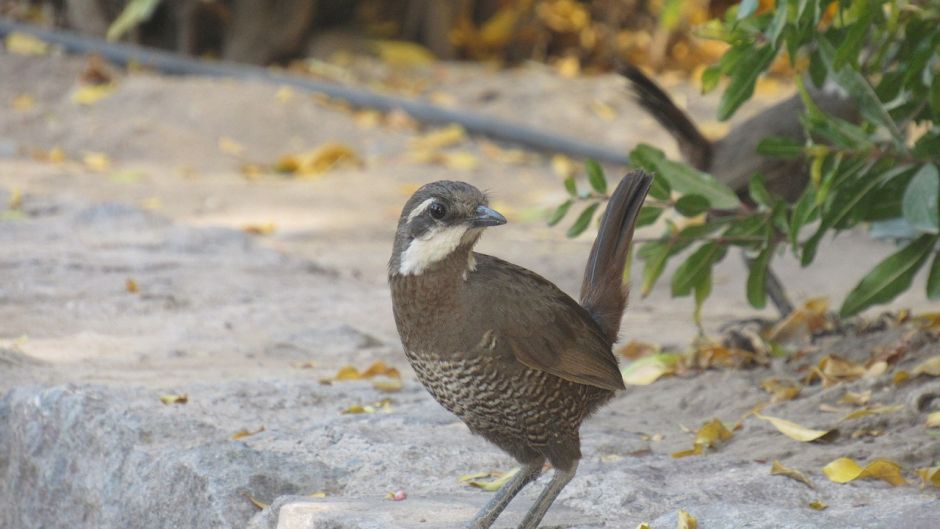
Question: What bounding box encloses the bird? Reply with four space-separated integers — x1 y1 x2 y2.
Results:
388 173 652 529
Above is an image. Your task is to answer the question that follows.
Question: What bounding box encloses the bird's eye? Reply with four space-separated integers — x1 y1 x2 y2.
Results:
428 202 447 220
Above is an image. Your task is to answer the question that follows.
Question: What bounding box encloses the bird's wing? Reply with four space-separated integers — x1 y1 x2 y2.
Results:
467 254 625 391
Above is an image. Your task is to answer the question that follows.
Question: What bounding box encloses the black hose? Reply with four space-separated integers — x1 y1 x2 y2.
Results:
0 18 632 165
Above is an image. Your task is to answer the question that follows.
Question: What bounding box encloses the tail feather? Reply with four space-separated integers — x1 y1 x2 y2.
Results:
580 170 652 342
622 65 713 170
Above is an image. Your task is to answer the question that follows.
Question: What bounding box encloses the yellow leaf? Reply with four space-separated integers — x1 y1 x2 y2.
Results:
335 365 362 380
441 151 479 171
672 419 732 458
590 99 617 121
926 411 940 428
241 223 276 235
760 377 801 402
83 152 111 172
808 499 828 510
372 39 436 67
361 361 401 379
244 493 268 510
232 426 265 440
823 457 906 486
275 86 295 103
676 510 697 529
916 466 940 488
551 153 576 179
621 353 680 385
125 278 139 293
671 445 703 459
839 390 871 406
479 7 519 47
536 0 590 33
5 32 49 55
755 413 833 442
72 83 116 105
911 355 940 377
8 188 22 210
460 467 519 491
893 370 910 384
637 524 650 529
342 404 375 414
766 297 829 343
11 94 35 111
218 137 245 157
838 404 903 422
309 491 327 498
240 163 265 180
770 460 815 489
353 110 382 129
159 393 188 405
276 142 361 177
410 124 466 150
554 55 580 78
373 378 403 392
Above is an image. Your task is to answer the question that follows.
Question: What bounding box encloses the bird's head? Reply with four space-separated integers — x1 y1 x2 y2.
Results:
390 180 506 276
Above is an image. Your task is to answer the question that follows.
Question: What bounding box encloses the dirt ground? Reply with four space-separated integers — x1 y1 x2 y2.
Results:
1 49 939 529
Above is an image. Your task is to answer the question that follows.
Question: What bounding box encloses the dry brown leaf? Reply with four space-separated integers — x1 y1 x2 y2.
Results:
893 370 910 384
536 0 590 33
232 426 265 440
925 411 940 428
159 393 188 405
244 492 268 510
760 377 801 402
838 404 903 422
672 419 732 458
617 340 661 360
460 468 520 491
361 361 401 379
770 460 815 489
410 124 467 150
5 32 49 55
822 457 906 486
125 278 138 293
765 298 829 343
839 390 872 406
916 466 940 488
675 510 697 529
241 223 276 235
276 142 361 177
911 355 940 377
755 413 834 442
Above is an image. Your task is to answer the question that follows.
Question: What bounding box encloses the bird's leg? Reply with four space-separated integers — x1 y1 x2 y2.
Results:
467 459 544 529
516 461 578 529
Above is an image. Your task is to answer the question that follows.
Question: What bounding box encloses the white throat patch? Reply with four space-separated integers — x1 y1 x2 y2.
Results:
399 224 472 275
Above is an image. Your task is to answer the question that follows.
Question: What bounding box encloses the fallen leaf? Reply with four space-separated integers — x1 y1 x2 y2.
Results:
11 94 35 111
761 377 801 402
536 0 590 33
231 425 265 440
822 457 906 486
554 55 580 78
621 353 680 385
926 411 940 428
551 154 577 179
5 32 49 55
770 460 815 489
109 170 142 184
373 378 403 392
755 413 834 442
916 466 940 488
35 146 66 164
765 298 829 343
244 492 268 510
125 278 138 293
240 163 265 180
160 393 188 405
373 39 435 66
342 404 374 414
838 404 903 422
385 489 408 501
617 340 660 360
276 142 361 177
361 361 401 379
275 86 295 103
911 355 940 377
353 109 382 129
808 499 828 510
292 361 316 369
241 223 276 235
637 524 650 529
218 137 246 157
410 124 467 150
676 510 697 529
590 99 617 121
83 152 111 172
309 491 327 498
893 370 910 384
72 83 116 105
672 419 732 458
839 390 872 406
460 467 519 491
8 188 22 210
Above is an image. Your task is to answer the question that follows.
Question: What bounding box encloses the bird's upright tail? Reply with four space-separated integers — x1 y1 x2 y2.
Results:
622 65 713 170
580 170 652 343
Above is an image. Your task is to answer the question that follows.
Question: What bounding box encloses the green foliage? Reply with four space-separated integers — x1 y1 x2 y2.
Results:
556 0 940 318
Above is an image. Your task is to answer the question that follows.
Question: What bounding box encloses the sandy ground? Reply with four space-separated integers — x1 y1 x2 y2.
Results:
1 50 939 529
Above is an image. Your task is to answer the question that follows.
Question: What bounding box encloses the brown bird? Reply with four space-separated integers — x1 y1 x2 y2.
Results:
388 173 651 528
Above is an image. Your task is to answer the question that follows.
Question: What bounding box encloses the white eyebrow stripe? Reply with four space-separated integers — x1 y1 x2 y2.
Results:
407 198 436 223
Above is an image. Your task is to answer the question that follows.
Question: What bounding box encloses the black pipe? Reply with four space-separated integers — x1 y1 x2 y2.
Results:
0 18 632 165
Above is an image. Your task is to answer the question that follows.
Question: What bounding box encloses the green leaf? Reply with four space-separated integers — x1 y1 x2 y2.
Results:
547 200 573 226
567 203 600 238
674 195 711 217
756 136 804 158
930 78 940 118
693 267 712 326
737 0 758 19
718 45 776 120
928 251 940 300
640 241 671 296
840 234 938 316
637 206 663 227
630 145 740 209
833 2 871 70
749 173 773 208
902 164 940 234
585 159 607 194
747 246 773 309
107 0 163 41
701 65 721 94
790 187 817 250
672 242 723 297
564 176 577 196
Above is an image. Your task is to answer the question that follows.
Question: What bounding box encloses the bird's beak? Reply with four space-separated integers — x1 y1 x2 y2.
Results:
469 205 507 227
